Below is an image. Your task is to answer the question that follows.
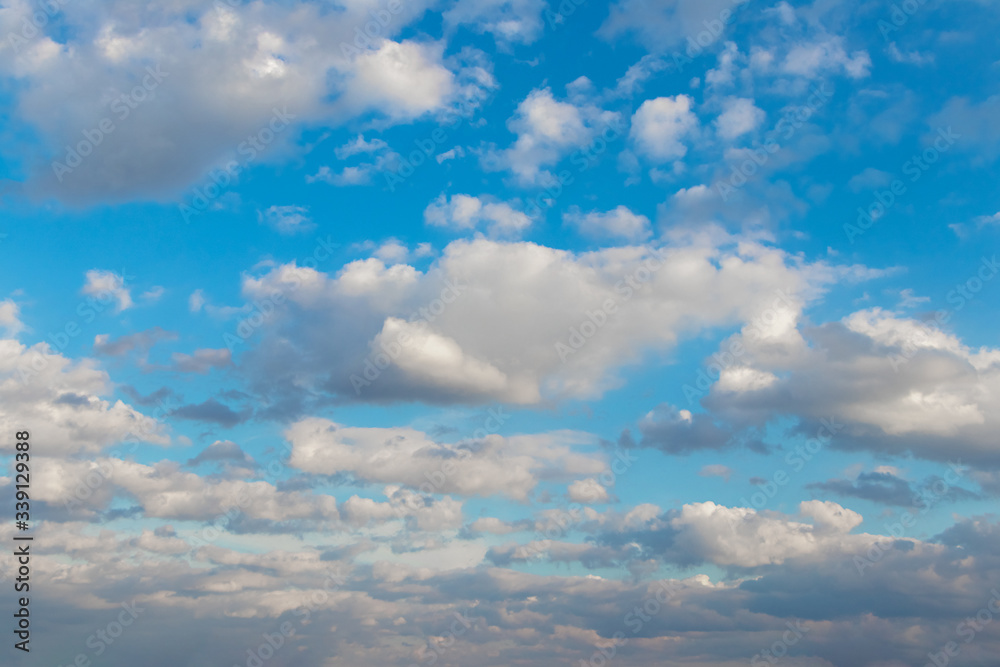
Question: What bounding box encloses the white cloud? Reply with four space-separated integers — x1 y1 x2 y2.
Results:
258 205 314 234
286 418 605 500
1 1 490 203
847 167 893 193
0 339 168 456
666 500 868 567
0 299 24 336
443 0 547 45
424 193 532 238
308 134 400 186
704 306 1000 463
486 87 620 185
341 486 464 531
563 205 652 242
714 97 765 140
698 464 732 481
782 38 871 79
189 289 206 313
344 40 460 120
239 231 875 406
567 479 610 504
335 135 389 160
630 95 698 163
82 269 133 312
599 0 742 51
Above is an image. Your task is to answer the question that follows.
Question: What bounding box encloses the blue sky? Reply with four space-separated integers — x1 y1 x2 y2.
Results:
2 0 1000 665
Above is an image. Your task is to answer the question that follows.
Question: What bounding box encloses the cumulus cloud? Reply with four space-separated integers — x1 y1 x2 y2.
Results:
703 306 1000 464
714 97 765 140
0 299 25 336
629 95 698 163
0 0 490 203
286 418 605 500
567 478 611 504
0 339 168 455
562 205 652 242
424 193 533 238
484 87 621 185
82 269 133 312
233 230 877 409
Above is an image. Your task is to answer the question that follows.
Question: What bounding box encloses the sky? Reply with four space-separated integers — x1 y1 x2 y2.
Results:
1 0 1000 665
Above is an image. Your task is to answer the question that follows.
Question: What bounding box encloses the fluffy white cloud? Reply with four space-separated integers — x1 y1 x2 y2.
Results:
0 299 24 336
714 97 765 140
341 486 464 531
663 500 868 567
425 193 533 238
32 455 339 522
0 339 168 455
486 87 620 185
630 95 698 162
82 269 133 312
342 40 459 119
0 0 490 202
286 417 605 500
562 206 652 242
567 478 610 504
704 305 1000 463
236 231 877 406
